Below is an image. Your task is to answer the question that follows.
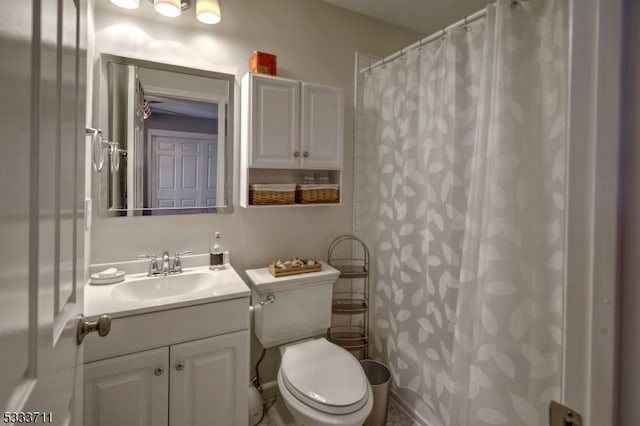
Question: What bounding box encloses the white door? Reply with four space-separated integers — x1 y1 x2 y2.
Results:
148 129 218 209
84 348 169 426
249 75 300 169
169 332 249 426
0 0 88 424
300 83 344 170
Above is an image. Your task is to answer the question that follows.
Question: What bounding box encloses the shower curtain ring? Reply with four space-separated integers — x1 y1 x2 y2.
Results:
463 16 471 32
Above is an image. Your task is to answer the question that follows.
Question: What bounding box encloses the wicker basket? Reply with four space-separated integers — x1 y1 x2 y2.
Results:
296 184 340 204
268 261 321 277
249 184 296 205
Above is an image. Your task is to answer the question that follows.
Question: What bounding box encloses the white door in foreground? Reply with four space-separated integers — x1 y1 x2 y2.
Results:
0 0 89 424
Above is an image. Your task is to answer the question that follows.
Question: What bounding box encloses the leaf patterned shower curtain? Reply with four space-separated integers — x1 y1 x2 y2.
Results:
360 1 568 424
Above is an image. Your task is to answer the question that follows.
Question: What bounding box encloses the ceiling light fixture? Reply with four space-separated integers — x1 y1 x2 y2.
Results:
153 0 183 17
114 0 221 24
110 0 140 9
196 0 221 25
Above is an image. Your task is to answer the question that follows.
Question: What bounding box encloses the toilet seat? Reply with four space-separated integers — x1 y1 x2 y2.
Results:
280 338 369 415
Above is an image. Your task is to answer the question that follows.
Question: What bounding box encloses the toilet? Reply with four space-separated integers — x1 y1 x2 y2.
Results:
246 263 373 426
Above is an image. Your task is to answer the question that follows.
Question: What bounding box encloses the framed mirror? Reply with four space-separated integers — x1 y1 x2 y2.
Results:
96 54 234 216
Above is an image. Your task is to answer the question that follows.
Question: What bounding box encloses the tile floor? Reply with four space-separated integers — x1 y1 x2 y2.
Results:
256 396 418 426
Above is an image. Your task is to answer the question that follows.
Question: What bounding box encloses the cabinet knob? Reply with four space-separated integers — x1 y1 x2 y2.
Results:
303 151 309 158
175 361 185 371
294 151 300 158
154 366 165 376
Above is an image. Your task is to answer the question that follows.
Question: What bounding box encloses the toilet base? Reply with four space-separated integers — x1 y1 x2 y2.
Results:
277 369 373 426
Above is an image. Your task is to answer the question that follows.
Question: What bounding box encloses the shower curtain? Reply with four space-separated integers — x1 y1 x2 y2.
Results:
361 0 568 424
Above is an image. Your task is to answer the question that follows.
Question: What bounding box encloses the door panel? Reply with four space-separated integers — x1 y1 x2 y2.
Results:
169 331 248 426
0 0 34 410
249 76 300 169
149 130 217 209
84 348 169 426
301 83 343 170
0 0 86 423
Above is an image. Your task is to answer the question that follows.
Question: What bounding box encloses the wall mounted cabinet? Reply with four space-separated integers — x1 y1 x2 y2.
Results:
240 73 344 207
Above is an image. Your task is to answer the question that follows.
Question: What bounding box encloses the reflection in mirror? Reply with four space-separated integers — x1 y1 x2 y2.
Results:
98 55 234 216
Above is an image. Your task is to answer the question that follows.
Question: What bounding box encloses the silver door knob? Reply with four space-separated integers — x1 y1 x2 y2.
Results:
154 366 165 376
175 361 185 371
293 151 300 158
303 151 309 158
76 314 111 345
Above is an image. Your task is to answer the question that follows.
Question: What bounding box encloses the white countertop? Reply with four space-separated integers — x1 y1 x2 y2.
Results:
84 264 250 319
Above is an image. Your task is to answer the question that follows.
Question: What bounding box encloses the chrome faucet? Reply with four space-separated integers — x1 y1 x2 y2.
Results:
138 250 193 276
161 251 171 274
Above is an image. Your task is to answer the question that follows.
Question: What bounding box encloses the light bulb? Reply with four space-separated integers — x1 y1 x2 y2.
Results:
110 0 139 9
154 0 181 17
197 0 221 24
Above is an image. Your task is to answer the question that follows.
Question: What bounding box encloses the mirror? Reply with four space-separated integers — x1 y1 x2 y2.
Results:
97 55 234 216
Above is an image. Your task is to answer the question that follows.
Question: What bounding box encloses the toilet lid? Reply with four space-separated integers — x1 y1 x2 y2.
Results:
280 339 369 414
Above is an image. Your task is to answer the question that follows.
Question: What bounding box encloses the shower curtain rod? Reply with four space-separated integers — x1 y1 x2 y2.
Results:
361 7 489 73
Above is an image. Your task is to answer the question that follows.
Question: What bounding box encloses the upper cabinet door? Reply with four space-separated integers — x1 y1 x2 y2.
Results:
249 75 300 168
300 83 344 170
169 331 249 426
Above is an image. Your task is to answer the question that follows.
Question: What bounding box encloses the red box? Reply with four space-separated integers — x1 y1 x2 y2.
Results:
251 51 277 76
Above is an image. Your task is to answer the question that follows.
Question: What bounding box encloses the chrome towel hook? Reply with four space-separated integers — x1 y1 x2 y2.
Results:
86 127 126 173
85 127 105 172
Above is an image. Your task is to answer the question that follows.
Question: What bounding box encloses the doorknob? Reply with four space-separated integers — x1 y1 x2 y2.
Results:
76 314 112 345
175 361 185 371
303 151 309 158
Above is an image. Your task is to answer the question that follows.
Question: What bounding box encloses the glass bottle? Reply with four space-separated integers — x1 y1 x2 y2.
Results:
209 232 225 270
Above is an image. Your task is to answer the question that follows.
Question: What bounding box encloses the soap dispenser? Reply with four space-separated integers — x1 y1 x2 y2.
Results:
209 232 225 270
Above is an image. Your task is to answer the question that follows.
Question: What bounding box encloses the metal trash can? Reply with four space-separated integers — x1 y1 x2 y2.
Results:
360 360 391 426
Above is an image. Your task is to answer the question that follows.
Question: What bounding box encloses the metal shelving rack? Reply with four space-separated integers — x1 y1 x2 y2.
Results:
327 235 370 359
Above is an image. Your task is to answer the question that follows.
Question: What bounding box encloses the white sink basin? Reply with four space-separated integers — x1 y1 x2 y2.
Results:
112 272 215 301
84 265 251 319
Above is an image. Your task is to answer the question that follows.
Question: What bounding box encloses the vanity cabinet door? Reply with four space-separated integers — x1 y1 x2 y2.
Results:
84 348 169 426
169 331 249 426
301 83 344 170
248 74 300 168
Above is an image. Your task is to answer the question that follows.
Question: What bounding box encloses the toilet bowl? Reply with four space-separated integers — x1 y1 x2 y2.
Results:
277 338 373 426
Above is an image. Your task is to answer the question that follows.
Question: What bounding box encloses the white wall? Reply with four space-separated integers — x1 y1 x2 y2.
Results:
619 0 640 424
89 0 421 383
90 0 421 267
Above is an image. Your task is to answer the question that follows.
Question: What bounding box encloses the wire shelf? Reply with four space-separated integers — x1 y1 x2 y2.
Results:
332 298 368 314
328 235 370 359
333 264 368 279
327 326 368 350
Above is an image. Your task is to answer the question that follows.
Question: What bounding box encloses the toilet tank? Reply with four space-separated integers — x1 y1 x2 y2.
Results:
245 263 340 348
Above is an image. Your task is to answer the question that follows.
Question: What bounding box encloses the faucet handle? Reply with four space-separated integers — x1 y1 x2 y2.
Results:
172 250 192 273
138 254 158 276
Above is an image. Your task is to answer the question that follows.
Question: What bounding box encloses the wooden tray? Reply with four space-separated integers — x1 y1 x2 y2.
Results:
269 262 321 277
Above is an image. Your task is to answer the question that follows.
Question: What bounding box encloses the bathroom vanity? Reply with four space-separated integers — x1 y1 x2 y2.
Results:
82 262 250 426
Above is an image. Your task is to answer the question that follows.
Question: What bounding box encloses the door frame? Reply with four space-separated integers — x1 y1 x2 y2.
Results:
564 0 622 424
